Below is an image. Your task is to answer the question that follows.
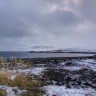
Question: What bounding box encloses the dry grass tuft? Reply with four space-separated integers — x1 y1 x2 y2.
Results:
0 57 45 96
0 89 6 96
0 73 11 86
0 73 44 96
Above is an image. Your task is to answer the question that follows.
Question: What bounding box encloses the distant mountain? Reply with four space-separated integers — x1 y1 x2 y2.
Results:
29 47 96 53
57 47 96 53
18 46 96 53
30 46 57 52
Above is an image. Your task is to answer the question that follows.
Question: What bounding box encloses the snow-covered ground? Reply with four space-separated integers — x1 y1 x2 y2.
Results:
73 59 96 71
0 86 26 96
41 58 96 96
51 59 96 71
0 66 46 96
9 67 46 80
0 58 96 96
43 85 96 96
18 67 46 76
58 47 96 52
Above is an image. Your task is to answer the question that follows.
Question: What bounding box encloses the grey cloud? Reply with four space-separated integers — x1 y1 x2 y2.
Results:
0 0 81 38
0 0 47 38
45 0 64 5
42 10 82 28
79 0 96 22
0 0 96 50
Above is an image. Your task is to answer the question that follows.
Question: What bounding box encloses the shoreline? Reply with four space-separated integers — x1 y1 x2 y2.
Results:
12 55 95 64
29 51 96 54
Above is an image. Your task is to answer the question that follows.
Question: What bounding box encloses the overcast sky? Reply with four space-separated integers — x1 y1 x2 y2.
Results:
0 0 96 51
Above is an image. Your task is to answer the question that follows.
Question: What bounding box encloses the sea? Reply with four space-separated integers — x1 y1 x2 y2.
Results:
0 52 94 59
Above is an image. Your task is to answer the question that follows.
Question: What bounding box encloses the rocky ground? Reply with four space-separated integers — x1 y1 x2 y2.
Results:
0 58 96 96
36 58 96 96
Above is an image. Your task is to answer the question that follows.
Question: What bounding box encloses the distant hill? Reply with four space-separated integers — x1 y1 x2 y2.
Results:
29 47 96 54
58 47 96 53
29 46 57 52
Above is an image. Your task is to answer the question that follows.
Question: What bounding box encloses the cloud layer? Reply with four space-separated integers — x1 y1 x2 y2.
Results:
0 0 96 51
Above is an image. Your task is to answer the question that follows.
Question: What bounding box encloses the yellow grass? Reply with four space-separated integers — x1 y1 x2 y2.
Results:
0 89 6 96
0 57 44 96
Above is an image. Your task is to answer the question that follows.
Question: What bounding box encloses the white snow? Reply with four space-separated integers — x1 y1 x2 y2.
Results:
0 86 27 96
18 67 46 76
9 67 46 80
59 47 96 52
0 58 96 96
30 46 57 51
31 67 46 75
11 74 17 80
57 59 96 71
41 58 96 96
74 59 96 71
43 85 96 96
64 66 82 71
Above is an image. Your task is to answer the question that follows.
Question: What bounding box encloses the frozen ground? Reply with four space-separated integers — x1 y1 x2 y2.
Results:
0 58 96 96
41 58 96 96
43 85 96 96
49 59 96 71
0 86 26 96
73 59 96 71
0 68 46 80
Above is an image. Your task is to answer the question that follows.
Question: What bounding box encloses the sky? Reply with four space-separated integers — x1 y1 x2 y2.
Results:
0 0 96 51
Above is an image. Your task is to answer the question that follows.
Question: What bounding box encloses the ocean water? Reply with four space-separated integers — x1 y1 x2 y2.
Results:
0 52 94 59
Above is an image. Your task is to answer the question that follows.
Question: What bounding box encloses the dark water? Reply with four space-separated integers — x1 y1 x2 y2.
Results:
0 52 94 59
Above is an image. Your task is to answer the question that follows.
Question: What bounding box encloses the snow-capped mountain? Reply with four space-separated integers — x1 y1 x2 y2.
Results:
29 47 96 53
18 46 96 53
30 46 57 52
57 47 96 53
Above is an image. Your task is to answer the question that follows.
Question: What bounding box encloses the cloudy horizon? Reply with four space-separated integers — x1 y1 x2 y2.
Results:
0 0 96 51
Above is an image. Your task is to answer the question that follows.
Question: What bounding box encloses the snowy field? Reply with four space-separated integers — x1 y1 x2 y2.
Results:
43 85 96 96
0 58 96 96
42 58 96 96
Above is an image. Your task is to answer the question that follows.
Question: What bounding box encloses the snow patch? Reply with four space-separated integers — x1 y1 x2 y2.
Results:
9 67 46 79
18 67 46 75
43 85 96 96
31 67 46 75
0 86 26 96
64 66 82 71
74 59 96 71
